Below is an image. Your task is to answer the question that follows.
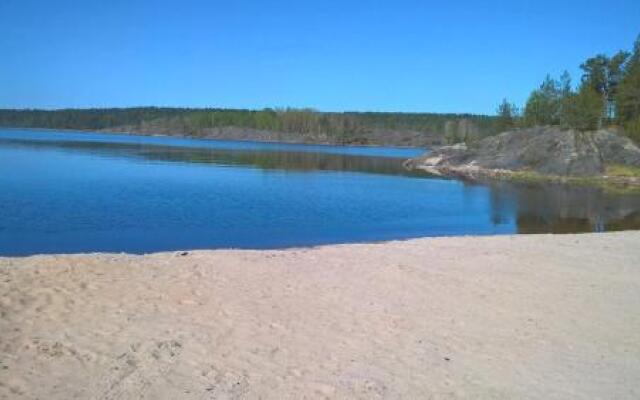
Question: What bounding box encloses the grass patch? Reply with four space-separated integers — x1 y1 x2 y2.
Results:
605 164 640 178
502 169 640 194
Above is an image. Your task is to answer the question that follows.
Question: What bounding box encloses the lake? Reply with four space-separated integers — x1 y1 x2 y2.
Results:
1 128 640 256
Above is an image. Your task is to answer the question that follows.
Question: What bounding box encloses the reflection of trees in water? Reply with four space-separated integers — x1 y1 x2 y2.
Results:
2 138 424 177
149 147 412 176
487 181 640 233
516 216 596 234
6 137 640 234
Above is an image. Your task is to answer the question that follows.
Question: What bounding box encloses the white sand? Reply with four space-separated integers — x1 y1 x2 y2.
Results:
1 232 640 399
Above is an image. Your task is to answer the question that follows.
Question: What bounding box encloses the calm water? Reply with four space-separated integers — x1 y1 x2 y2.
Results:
1 128 640 255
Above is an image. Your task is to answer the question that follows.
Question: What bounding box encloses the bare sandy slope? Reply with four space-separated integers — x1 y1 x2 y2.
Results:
1 233 639 399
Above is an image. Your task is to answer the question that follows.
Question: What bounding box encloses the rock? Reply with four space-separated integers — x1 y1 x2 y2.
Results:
408 127 640 178
593 130 640 166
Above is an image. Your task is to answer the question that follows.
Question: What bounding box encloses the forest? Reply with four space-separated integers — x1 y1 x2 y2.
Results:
0 107 497 146
497 35 640 143
2 36 638 146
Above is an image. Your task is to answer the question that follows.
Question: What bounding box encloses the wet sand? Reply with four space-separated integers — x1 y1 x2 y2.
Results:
1 232 639 399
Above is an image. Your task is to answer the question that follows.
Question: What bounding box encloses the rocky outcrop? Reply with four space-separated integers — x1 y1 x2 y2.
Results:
406 127 640 184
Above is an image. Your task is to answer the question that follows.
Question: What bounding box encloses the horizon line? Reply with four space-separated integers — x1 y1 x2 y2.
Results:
0 106 496 117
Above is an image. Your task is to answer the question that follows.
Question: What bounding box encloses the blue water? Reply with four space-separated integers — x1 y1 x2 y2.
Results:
1 128 639 255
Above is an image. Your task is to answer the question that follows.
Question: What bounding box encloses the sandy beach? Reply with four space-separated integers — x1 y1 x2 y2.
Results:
1 232 639 399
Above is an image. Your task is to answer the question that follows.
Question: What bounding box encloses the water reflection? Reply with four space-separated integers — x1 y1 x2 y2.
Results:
1 130 640 256
487 181 640 233
1 137 422 177
4 136 640 235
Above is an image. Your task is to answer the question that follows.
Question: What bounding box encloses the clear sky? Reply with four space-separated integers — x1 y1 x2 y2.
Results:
0 0 638 114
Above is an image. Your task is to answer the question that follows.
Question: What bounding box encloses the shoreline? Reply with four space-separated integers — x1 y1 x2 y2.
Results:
0 125 428 150
410 163 640 191
2 230 639 259
405 127 640 190
2 232 639 398
10 125 638 190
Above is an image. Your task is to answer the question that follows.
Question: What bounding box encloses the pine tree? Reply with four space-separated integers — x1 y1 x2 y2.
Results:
496 98 519 132
524 75 561 126
581 52 629 120
616 36 640 133
562 84 604 131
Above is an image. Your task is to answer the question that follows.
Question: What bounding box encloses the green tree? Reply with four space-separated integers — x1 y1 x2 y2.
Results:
524 75 562 126
558 71 574 127
581 51 629 120
616 36 640 126
496 98 519 132
623 116 640 143
561 84 604 131
615 36 640 142
580 55 609 93
559 70 572 97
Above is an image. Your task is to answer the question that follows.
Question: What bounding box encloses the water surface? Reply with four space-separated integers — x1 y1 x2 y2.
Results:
1 128 639 255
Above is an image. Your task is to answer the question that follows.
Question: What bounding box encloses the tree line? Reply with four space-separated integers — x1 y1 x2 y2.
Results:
0 107 498 145
6 37 636 145
497 35 640 142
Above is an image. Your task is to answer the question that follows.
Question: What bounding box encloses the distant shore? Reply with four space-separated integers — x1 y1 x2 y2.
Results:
0 107 496 148
0 125 429 150
2 232 639 399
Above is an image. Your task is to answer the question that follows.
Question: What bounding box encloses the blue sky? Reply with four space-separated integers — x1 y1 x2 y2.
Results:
0 0 638 114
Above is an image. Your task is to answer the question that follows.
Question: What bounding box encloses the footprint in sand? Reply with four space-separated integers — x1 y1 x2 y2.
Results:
199 366 250 400
94 339 183 400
